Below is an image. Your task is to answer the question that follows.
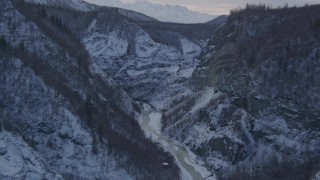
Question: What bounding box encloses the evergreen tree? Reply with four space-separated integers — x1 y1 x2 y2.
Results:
19 41 24 51
0 36 7 49
315 18 320 28
108 141 112 155
91 137 98 154
41 7 46 18
98 125 103 142
85 95 93 125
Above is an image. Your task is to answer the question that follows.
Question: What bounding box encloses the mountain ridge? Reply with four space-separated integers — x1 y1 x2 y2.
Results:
85 0 217 23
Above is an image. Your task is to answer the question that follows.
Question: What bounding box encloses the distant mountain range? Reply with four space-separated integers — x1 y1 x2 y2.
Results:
26 0 219 23
85 0 218 23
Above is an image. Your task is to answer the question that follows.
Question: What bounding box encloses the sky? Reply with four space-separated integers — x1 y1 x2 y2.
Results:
85 0 320 15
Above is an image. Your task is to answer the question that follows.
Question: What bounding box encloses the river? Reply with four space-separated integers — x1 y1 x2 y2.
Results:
139 103 215 180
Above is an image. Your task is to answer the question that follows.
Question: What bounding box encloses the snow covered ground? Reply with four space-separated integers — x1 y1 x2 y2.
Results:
0 130 62 179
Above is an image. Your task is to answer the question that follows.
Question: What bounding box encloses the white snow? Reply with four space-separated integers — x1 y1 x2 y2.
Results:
87 19 97 33
312 171 320 180
126 69 146 76
82 14 203 115
180 38 201 56
0 3 134 178
107 169 134 180
126 65 179 77
178 67 196 78
135 30 160 57
254 116 290 134
83 31 128 58
0 130 62 179
240 110 255 144
191 88 221 113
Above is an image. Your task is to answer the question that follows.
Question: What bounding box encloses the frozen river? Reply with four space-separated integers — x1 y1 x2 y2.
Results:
139 103 215 180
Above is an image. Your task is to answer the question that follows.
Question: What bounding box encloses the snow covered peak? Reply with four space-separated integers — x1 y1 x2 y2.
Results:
25 0 96 11
85 0 124 7
85 0 217 23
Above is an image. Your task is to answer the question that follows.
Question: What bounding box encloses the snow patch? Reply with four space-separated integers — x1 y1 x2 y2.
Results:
135 30 160 57
180 38 201 56
191 88 221 113
83 31 128 58
149 112 162 134
178 67 196 78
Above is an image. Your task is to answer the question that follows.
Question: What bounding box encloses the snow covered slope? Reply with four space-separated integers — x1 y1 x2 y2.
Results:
0 0 180 179
79 9 218 110
25 0 157 21
0 53 132 179
162 5 320 179
83 24 199 109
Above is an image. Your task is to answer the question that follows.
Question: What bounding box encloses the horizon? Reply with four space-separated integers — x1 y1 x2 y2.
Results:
85 0 320 15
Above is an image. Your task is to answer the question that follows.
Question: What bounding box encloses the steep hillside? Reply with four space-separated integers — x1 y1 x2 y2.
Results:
21 0 219 113
162 4 320 179
26 0 157 22
75 8 219 109
0 0 180 179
